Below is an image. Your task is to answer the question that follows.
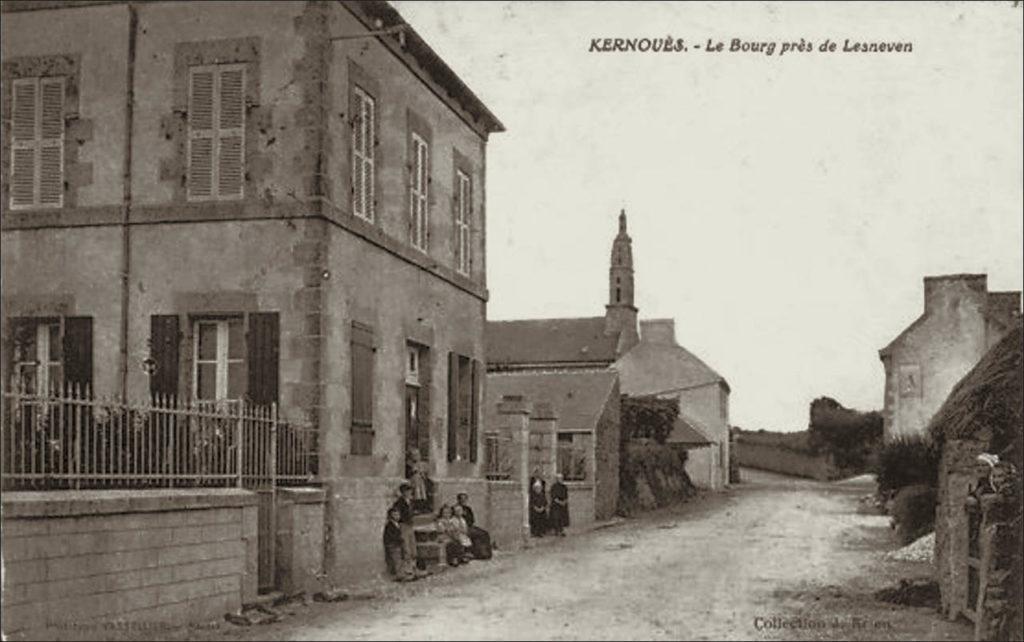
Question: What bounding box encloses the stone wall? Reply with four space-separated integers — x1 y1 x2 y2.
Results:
566 483 596 529
485 481 527 551
732 440 833 481
593 380 620 520
1 489 258 641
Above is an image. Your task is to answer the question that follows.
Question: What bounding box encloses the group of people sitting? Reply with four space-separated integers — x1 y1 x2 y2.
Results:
383 482 493 582
529 473 571 537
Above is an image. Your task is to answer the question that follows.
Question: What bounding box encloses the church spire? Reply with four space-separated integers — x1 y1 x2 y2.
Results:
606 209 639 354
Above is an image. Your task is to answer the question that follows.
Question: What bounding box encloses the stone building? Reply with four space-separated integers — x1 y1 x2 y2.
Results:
486 211 731 491
486 370 621 526
929 323 1022 641
1 0 504 609
879 274 1021 441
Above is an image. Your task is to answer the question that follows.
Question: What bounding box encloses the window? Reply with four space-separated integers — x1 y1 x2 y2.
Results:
187 64 245 201
10 76 65 209
454 170 472 275
192 318 245 401
447 353 479 462
7 317 92 394
350 323 375 455
351 85 376 221
409 133 429 251
406 344 420 386
557 432 590 481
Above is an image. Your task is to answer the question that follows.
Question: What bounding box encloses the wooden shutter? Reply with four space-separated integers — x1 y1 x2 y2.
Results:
217 67 245 198
246 312 279 406
417 349 432 458
188 68 215 199
350 323 374 455
149 315 181 399
38 78 64 206
62 316 92 391
469 359 480 462
10 79 37 207
447 351 458 462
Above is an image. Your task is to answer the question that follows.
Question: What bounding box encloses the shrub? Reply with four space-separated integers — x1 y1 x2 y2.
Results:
890 483 936 544
620 395 677 444
807 396 883 471
874 436 940 497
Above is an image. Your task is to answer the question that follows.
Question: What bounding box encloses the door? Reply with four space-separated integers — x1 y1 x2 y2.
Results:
405 384 420 476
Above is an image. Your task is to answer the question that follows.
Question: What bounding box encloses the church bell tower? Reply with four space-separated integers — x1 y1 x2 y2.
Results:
605 209 639 354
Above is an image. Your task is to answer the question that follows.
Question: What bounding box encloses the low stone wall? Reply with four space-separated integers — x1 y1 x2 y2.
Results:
733 441 833 480
566 483 596 530
275 487 326 598
321 476 403 587
1 488 258 641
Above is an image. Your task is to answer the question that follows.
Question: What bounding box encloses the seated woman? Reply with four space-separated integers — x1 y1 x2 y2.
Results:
450 505 475 554
456 492 493 559
435 504 471 566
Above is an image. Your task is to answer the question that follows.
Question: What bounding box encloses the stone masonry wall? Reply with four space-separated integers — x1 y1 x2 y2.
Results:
1 489 258 641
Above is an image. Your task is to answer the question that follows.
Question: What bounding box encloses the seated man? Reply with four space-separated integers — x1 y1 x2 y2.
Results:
456 492 493 559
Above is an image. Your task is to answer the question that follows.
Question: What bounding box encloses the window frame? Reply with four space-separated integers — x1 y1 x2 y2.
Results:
191 317 245 402
9 76 66 211
409 132 430 252
455 169 472 276
186 63 246 203
11 319 63 395
556 431 591 482
351 84 376 222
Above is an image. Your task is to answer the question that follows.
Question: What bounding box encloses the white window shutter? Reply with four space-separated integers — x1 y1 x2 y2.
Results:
217 67 244 198
188 69 215 199
10 79 39 208
38 78 65 206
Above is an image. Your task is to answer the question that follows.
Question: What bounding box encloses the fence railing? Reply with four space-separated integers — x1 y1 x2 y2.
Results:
1 385 318 491
483 432 514 481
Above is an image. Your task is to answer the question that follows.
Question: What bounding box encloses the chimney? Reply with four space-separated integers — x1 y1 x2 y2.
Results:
640 319 676 345
923 274 987 314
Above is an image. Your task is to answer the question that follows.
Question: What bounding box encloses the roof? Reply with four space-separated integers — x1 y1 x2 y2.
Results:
486 370 618 433
928 322 1022 456
670 410 713 446
486 318 621 368
616 339 729 393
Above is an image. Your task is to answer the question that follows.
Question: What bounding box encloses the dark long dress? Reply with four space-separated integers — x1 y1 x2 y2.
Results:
549 481 570 533
529 478 548 537
459 503 493 559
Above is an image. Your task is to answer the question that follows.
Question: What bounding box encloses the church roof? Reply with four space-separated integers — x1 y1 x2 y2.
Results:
486 318 621 368
486 370 619 433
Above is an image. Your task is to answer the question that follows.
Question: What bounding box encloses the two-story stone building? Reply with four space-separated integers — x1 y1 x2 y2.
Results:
1 0 503 592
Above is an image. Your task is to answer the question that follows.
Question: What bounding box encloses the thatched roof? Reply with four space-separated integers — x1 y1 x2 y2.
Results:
928 322 1023 459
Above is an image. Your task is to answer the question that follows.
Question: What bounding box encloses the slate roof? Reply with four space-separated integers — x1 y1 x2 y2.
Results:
616 340 730 393
486 318 621 368
670 411 714 446
485 370 618 433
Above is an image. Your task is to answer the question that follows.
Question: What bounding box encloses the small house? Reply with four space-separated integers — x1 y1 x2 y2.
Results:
930 322 1022 641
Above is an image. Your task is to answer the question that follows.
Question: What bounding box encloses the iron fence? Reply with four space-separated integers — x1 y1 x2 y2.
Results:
1 385 318 491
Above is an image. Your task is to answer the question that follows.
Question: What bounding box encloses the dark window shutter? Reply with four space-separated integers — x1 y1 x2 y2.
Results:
350 323 375 455
447 351 458 462
247 312 279 406
149 315 180 399
62 317 92 392
417 348 431 458
469 358 480 463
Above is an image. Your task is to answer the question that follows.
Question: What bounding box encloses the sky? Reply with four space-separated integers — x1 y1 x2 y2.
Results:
393 1 1024 432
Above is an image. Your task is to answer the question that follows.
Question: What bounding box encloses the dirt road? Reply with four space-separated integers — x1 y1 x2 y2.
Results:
216 469 970 641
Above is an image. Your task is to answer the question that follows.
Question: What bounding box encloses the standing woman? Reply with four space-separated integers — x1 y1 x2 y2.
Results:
549 474 570 537
529 476 548 537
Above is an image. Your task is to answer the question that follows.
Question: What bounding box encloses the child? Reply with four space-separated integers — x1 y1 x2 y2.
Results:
382 507 410 580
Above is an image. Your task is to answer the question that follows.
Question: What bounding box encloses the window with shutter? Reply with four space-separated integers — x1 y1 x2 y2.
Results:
350 323 375 455
188 65 245 201
351 85 376 222
9 77 65 210
7 317 91 395
409 133 429 251
455 170 472 276
191 317 245 402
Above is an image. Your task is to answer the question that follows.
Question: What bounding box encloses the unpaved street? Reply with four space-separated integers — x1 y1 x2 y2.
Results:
216 470 970 641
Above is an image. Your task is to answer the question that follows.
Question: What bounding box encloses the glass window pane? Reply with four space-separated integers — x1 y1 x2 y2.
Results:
197 323 217 360
227 362 245 399
197 363 217 399
47 365 62 394
19 366 38 394
228 319 244 359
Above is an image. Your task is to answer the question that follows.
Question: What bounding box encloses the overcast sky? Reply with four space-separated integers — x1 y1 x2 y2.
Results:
393 1 1024 432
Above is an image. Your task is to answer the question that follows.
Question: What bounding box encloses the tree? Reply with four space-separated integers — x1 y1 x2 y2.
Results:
620 395 678 444
807 396 883 471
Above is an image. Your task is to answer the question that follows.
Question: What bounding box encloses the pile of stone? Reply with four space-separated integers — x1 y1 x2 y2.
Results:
885 531 935 563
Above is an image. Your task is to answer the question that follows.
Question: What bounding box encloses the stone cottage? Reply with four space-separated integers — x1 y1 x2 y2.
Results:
930 322 1022 641
486 370 621 526
486 210 731 490
1 0 505 632
879 274 1021 441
